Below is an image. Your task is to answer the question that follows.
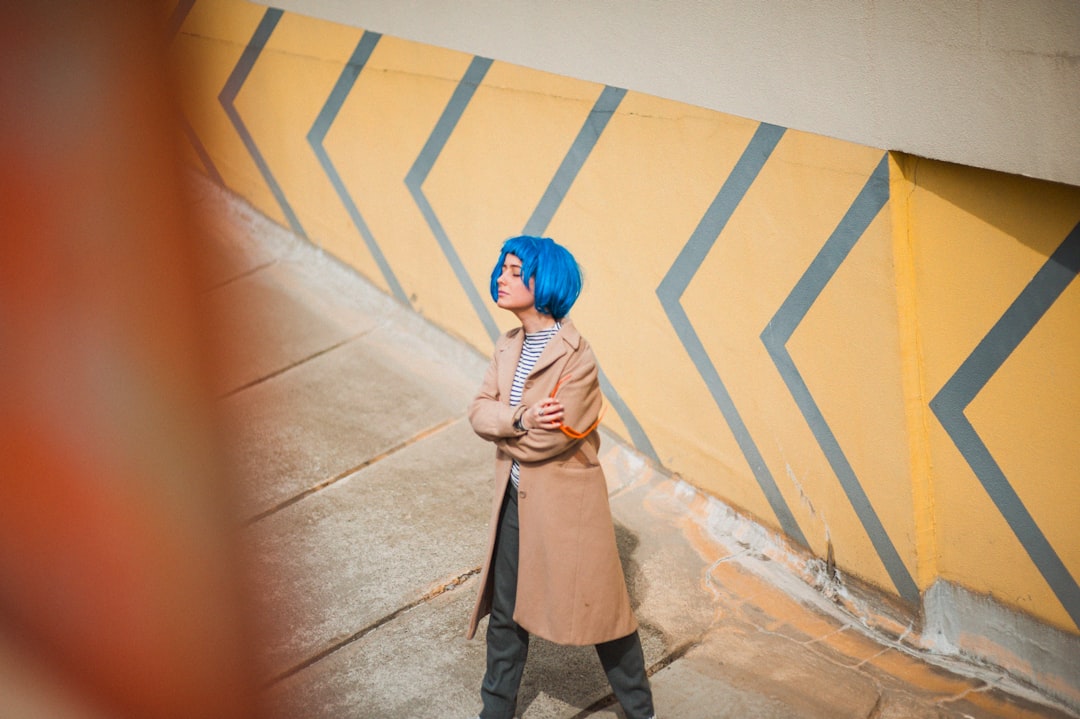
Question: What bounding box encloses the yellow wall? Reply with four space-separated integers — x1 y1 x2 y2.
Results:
896 156 1080 633
169 0 1080 635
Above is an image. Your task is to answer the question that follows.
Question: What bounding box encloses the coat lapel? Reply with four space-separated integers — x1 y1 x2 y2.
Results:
496 317 583 397
496 327 524 399
529 317 581 377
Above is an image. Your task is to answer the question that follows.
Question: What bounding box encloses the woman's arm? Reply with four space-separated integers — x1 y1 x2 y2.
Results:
496 345 602 463
468 348 527 442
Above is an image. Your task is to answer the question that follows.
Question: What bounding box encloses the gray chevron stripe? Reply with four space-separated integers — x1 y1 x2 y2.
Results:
523 85 626 236
167 0 196 39
219 8 306 237
518 85 657 461
406 57 498 341
762 154 919 606
170 0 224 185
308 32 408 304
181 118 224 186
657 122 807 547
931 221 1080 627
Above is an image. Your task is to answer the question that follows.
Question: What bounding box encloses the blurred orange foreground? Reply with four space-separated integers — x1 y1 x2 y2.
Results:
0 2 257 718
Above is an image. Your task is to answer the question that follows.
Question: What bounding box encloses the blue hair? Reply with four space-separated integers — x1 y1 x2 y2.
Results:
489 235 582 319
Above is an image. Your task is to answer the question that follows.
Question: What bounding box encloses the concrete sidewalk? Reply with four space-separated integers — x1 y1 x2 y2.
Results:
190 175 1076 719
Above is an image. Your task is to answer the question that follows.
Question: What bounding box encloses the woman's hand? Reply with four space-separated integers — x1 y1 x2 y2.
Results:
526 397 564 430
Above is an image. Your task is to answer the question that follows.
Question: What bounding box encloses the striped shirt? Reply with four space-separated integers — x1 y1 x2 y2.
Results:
509 322 561 488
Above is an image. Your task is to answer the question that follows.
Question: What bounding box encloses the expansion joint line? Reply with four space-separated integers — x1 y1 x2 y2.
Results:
202 258 279 294
265 566 481 687
245 415 461 524
218 331 368 401
566 639 698 719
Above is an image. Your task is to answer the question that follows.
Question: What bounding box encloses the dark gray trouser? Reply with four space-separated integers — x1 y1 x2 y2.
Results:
480 486 655 719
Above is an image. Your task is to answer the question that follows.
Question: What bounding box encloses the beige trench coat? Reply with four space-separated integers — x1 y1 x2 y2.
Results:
466 318 637 646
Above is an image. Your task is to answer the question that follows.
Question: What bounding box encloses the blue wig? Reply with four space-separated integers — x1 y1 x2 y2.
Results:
489 235 582 319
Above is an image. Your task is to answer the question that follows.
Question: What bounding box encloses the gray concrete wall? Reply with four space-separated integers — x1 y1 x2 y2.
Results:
259 0 1080 188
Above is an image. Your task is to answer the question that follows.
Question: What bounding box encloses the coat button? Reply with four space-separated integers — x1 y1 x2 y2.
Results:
524 381 533 389
519 490 527 499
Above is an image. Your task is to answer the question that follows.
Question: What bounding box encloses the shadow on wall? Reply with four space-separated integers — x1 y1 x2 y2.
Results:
899 154 1079 259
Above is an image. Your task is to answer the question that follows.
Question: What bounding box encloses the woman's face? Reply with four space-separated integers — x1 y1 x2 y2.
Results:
495 254 535 313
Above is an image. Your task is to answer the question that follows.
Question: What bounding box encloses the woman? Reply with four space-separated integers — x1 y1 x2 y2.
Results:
466 236 656 719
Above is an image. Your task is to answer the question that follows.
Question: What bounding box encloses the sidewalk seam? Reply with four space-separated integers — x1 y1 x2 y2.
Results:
565 639 698 719
265 566 481 687
203 257 279 293
219 330 370 400
245 415 463 525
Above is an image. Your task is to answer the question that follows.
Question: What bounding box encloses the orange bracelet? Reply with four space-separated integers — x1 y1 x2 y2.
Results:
549 375 605 439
